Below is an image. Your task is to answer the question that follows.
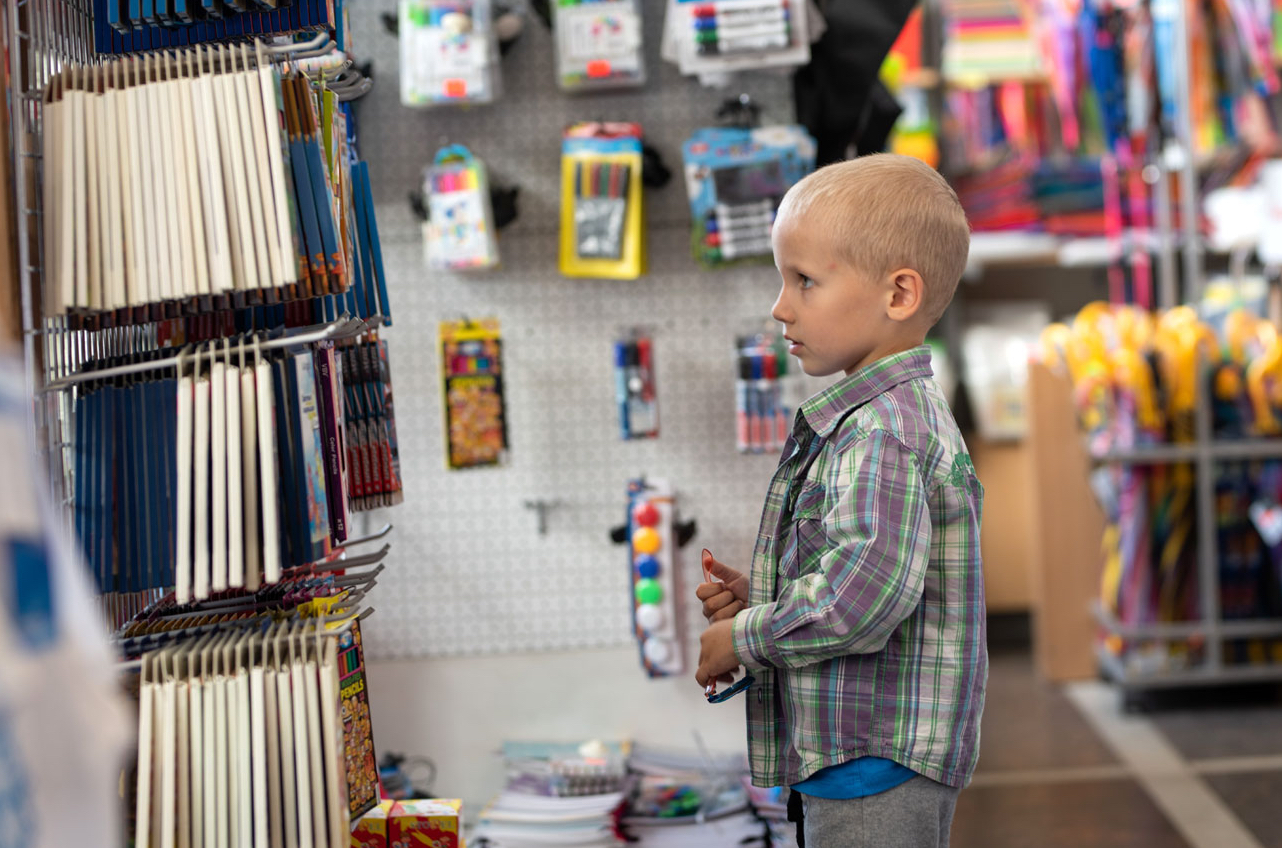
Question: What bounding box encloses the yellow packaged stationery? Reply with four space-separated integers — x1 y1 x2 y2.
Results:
439 319 508 469
559 121 646 279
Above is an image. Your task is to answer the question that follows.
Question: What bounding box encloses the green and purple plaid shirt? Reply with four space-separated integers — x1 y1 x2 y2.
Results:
732 346 987 790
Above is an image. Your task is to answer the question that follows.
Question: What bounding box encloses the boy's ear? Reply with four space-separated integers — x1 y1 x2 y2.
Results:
885 269 926 323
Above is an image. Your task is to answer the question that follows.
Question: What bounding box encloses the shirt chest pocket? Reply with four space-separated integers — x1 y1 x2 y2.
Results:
779 481 828 580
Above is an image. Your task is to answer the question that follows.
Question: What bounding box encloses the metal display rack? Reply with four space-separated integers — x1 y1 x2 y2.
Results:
6 0 95 517
1092 387 1282 694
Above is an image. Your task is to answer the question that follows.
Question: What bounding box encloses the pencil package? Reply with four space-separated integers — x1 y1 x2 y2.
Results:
559 122 645 279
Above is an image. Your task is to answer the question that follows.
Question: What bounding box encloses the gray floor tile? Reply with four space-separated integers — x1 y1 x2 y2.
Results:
1151 707 1282 761
1204 770 1282 848
951 780 1192 848
976 649 1118 772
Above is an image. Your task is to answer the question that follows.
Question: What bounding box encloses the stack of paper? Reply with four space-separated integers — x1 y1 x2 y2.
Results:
471 790 627 847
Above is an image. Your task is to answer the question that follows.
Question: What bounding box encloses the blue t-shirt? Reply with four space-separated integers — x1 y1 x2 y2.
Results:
790 757 916 799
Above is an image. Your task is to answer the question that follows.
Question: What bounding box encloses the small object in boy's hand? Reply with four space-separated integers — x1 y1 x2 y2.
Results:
706 673 754 703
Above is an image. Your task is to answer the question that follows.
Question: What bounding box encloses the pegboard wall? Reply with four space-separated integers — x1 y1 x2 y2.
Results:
349 0 837 659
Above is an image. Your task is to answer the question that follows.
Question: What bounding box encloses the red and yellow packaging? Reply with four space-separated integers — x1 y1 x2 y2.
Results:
389 799 464 848
351 800 395 848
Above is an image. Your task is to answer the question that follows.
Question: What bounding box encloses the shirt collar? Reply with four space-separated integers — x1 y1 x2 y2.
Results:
799 346 935 437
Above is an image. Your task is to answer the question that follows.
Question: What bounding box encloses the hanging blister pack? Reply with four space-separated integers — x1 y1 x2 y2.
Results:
424 145 499 271
682 124 816 267
613 330 658 440
439 318 508 469
560 122 645 278
399 0 501 106
553 0 645 92
667 0 810 77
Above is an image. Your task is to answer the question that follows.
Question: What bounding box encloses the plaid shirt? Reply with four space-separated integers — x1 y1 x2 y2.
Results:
732 346 987 790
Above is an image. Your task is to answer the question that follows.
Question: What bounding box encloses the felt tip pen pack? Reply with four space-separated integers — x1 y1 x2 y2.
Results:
399 0 501 106
553 0 646 92
424 145 500 271
439 318 508 469
682 124 816 268
614 331 658 439
560 122 645 279
668 0 810 78
735 331 793 454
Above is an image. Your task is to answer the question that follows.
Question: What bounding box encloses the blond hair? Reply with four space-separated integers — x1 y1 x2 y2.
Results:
776 154 971 326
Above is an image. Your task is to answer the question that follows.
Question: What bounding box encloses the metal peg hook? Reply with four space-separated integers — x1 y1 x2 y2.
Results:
522 499 563 536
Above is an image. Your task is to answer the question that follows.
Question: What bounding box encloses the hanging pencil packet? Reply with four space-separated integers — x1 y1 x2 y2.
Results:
682 124 816 268
668 0 810 78
424 145 499 271
553 0 646 92
399 0 502 106
559 122 645 279
439 319 508 469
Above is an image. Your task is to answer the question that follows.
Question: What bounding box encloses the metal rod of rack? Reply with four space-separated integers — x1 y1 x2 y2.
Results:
1093 602 1282 640
41 315 378 392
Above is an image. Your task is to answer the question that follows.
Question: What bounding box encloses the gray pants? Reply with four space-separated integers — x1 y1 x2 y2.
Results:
797 775 960 847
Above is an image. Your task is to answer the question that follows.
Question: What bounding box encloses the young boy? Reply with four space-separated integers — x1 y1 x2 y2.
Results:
694 154 986 847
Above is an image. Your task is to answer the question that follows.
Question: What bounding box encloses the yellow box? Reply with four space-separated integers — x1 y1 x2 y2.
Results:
389 799 464 848
351 800 395 848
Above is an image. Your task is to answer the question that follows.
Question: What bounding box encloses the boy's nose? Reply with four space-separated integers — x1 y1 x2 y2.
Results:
771 287 792 324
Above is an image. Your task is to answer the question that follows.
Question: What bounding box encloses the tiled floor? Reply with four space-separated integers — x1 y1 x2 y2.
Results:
950 648 1282 848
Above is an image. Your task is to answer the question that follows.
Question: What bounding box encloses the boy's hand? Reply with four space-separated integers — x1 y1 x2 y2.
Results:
695 618 741 689
695 549 749 622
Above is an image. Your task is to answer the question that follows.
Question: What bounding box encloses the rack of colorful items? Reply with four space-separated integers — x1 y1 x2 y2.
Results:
114 559 386 848
39 43 390 327
26 31 400 578
927 0 1278 307
1041 302 1282 693
6 9 404 846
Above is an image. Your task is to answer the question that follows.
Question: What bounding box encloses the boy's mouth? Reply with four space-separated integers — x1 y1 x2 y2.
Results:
785 337 803 353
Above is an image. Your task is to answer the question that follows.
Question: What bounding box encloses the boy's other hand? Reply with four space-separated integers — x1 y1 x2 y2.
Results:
696 549 749 622
695 618 741 688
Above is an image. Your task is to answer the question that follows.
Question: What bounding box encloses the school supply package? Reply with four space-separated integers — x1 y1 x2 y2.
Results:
399 0 502 106
682 124 815 268
560 122 645 279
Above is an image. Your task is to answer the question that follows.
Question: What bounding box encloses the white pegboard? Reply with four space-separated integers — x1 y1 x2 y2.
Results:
348 0 837 659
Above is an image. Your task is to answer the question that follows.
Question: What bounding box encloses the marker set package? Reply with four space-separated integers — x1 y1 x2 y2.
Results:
734 332 794 454
41 49 391 324
439 319 507 469
128 620 366 848
72 337 373 602
663 0 810 77
399 0 501 106
553 0 645 92
559 122 645 279
424 145 499 271
682 124 816 268
96 0 344 54
341 338 405 508
614 331 658 440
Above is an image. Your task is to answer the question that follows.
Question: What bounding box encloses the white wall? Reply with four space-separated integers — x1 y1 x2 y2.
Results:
366 648 749 812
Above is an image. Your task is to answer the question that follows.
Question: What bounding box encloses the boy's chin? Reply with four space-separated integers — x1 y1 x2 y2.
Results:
798 361 842 378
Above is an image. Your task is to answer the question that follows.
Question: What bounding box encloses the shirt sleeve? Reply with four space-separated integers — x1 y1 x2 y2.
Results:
733 429 931 671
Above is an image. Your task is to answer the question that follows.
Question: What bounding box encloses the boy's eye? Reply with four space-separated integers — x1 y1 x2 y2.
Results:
798 275 815 290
